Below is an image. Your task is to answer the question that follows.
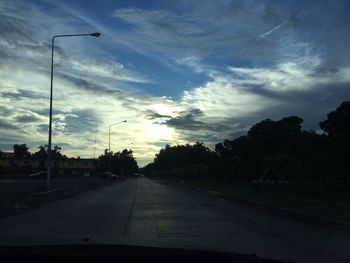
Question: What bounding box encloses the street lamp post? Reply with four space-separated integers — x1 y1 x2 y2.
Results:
108 120 127 172
47 32 101 190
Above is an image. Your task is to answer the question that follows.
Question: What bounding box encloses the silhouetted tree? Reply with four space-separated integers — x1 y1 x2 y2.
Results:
153 142 217 170
13 144 30 159
320 101 350 137
141 163 153 176
98 148 138 175
320 101 350 189
262 154 301 188
120 149 139 175
32 145 67 159
148 101 350 195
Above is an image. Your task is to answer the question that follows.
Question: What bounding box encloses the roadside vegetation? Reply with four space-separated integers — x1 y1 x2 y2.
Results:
144 101 350 222
0 145 139 177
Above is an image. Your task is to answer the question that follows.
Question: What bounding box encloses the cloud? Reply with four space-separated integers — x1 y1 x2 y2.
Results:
0 106 13 116
15 115 41 123
62 57 152 84
181 76 279 120
259 20 288 38
37 124 48 134
1 0 350 166
110 2 301 66
228 56 350 93
0 1 151 87
2 89 46 100
174 48 350 142
53 71 168 115
0 119 17 130
144 110 172 120
164 108 209 131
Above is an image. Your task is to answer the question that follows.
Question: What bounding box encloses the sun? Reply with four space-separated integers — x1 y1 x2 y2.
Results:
144 121 174 141
151 103 180 116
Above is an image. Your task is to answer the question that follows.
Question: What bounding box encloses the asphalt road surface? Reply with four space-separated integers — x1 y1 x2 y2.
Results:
0 178 349 262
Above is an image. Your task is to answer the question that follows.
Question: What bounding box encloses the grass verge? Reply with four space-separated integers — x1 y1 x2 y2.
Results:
164 177 350 223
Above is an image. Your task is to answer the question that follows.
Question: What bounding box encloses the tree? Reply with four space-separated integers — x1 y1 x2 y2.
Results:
141 163 154 176
320 101 350 189
319 101 350 137
52 146 67 159
13 144 30 159
32 145 47 159
247 116 303 156
153 142 217 170
120 149 139 175
32 145 67 159
147 103 350 194
98 148 138 175
262 154 301 186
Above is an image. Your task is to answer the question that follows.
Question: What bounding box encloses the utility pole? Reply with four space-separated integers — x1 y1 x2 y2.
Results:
93 122 97 159
46 32 101 189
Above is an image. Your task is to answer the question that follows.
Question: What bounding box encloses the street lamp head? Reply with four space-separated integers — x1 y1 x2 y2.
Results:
91 32 101 37
123 120 127 122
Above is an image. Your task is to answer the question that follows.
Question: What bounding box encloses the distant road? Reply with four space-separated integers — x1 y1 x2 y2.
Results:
0 178 349 262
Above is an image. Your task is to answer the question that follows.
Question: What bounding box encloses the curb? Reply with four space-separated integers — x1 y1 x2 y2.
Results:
31 188 62 196
160 180 350 234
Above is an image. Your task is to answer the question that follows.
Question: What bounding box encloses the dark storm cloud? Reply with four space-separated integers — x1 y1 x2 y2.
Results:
164 108 207 131
64 109 99 134
164 108 233 133
0 119 17 130
15 115 41 123
147 141 170 148
37 124 48 134
56 72 118 95
55 72 147 110
55 71 141 104
55 71 163 115
0 106 13 116
144 110 172 120
2 89 46 100
0 15 34 43
177 130 224 144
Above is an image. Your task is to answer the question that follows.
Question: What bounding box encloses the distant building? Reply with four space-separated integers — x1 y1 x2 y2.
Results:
54 159 97 176
1 152 15 159
0 155 98 176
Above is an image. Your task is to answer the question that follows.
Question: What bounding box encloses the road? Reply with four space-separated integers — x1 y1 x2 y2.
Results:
0 178 349 262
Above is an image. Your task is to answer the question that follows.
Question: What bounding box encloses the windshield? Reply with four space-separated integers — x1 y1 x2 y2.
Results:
1 1 350 262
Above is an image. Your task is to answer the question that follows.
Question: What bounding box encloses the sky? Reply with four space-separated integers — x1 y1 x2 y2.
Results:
1 0 350 166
